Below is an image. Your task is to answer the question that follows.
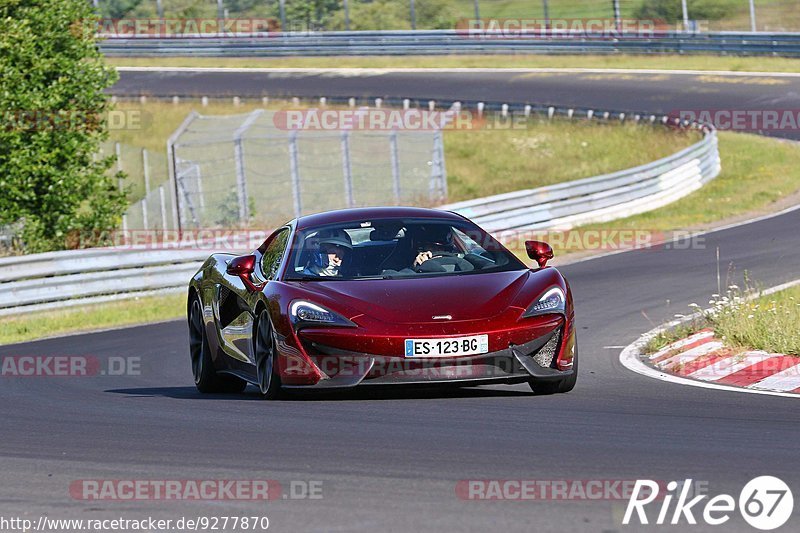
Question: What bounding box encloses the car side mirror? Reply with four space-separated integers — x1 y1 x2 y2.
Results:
525 241 554 268
227 254 256 277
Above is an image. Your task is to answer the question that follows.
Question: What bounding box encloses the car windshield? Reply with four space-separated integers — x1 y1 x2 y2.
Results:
284 217 526 281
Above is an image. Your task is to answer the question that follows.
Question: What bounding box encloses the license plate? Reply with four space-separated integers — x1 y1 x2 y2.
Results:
404 334 489 357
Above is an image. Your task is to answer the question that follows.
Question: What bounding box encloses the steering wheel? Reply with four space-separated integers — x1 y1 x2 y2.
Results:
415 253 474 273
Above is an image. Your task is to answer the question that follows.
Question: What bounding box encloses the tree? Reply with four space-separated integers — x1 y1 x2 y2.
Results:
0 0 127 252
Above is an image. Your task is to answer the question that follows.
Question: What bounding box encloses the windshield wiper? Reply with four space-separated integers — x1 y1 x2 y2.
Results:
288 274 396 281
287 274 326 281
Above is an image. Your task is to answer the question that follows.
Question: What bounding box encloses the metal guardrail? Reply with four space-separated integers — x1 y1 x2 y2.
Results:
0 102 720 316
99 30 800 57
0 248 213 317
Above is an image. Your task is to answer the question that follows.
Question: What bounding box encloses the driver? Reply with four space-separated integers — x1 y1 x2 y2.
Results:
413 228 457 268
304 230 352 277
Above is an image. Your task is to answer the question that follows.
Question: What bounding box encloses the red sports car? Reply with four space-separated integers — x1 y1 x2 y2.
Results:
187 207 576 399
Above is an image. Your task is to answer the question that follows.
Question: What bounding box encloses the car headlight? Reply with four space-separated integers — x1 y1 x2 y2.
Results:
290 300 356 330
522 287 566 318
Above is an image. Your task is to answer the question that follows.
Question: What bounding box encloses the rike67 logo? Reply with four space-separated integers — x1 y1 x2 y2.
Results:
623 476 793 530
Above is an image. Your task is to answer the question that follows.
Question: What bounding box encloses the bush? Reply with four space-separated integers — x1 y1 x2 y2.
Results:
0 0 127 252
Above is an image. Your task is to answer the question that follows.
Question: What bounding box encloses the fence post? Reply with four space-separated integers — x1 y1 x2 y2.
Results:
115 142 124 191
431 130 447 203
543 0 550 29
115 142 127 236
175 162 198 228
194 165 205 211
159 186 168 233
344 0 351 31
167 111 200 234
390 131 401 203
142 148 150 231
232 109 265 225
279 0 286 30
681 0 689 31
341 131 354 208
234 138 249 223
289 131 302 217
409 0 416 30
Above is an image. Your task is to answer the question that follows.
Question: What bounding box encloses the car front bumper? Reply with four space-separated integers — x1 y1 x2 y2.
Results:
279 325 575 389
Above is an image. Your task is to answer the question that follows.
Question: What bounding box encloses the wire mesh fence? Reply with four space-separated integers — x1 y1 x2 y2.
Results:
102 141 176 231
123 108 447 230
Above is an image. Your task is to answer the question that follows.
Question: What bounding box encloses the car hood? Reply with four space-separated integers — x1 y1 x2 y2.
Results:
292 270 532 324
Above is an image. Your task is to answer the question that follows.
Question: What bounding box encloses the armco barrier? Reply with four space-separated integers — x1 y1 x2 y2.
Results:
0 248 213 317
99 30 800 57
0 103 720 316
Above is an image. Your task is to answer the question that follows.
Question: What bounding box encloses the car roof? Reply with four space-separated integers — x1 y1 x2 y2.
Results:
294 207 464 230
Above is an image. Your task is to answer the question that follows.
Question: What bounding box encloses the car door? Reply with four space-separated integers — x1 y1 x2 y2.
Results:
216 228 291 365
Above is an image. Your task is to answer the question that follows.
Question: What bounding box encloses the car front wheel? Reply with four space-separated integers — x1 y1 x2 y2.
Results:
255 310 283 400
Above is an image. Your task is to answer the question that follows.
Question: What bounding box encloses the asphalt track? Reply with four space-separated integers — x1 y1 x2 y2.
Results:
113 67 800 139
1 70 800 532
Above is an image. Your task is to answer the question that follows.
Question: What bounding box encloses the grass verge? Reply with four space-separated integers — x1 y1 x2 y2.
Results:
108 54 800 73
645 284 800 356
0 293 185 346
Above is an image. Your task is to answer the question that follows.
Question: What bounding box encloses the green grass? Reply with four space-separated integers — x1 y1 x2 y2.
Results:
108 54 800 73
444 119 699 201
711 285 800 355
644 284 800 356
0 293 185 346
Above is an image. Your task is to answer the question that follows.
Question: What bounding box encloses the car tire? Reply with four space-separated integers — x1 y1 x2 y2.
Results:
528 344 578 395
254 309 283 400
189 296 247 394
